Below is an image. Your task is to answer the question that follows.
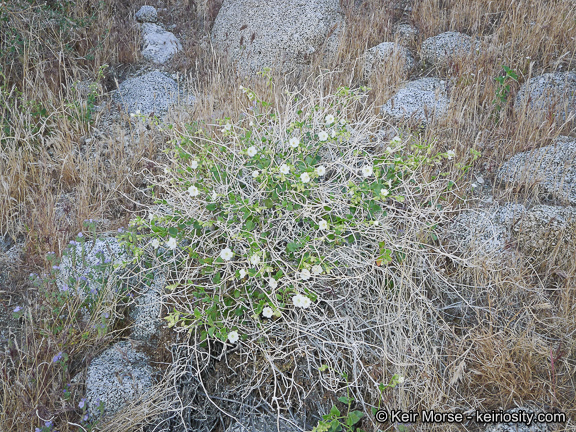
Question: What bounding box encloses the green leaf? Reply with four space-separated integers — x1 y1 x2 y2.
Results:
213 272 221 284
329 420 342 432
338 396 353 404
346 411 364 427
207 327 216 337
287 242 302 253
329 405 341 418
264 198 274 209
168 227 178 237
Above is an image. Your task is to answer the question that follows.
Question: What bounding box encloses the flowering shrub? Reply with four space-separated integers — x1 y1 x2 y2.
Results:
121 83 477 427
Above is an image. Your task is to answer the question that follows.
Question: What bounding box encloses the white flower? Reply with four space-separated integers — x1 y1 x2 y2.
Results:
397 376 405 384
239 269 247 278
318 220 328 230
280 164 290 174
164 167 170 174
446 149 456 160
262 307 273 318
151 239 160 249
220 247 233 261
130 113 135 118
331 130 336 138
166 237 177 250
212 191 218 201
293 294 312 309
249 120 254 127
373 220 379 226
227 330 239 343
339 119 346 125
311 265 322 275
362 165 373 177
386 146 393 153
136 110 141 115
188 185 199 197
293 294 303 308
390 136 402 145
289 137 300 148
191 160 199 169
315 165 326 176
252 170 260 178
247 146 258 157
250 254 261 266
300 269 311 281
380 188 389 197
325 114 335 125
268 278 278 289
224 123 232 131
318 131 328 141
300 172 311 183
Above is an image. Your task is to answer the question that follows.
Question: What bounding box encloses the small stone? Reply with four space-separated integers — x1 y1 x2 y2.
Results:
114 71 194 116
141 23 182 65
86 341 155 418
380 77 449 123
420 31 479 67
363 42 414 80
497 136 576 205
515 72 576 122
135 5 158 23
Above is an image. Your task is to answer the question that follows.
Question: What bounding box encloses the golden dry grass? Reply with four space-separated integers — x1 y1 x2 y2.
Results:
0 0 575 431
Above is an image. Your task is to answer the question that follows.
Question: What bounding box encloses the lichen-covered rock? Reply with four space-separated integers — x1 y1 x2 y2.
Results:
512 205 576 268
515 72 576 121
114 71 193 116
443 203 526 256
57 237 126 297
484 408 550 432
496 136 576 205
130 270 165 341
86 341 155 418
135 5 158 23
363 42 414 80
380 77 449 123
420 31 478 67
211 0 345 75
141 23 182 64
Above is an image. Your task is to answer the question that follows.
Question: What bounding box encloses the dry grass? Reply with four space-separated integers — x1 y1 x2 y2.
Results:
0 0 575 431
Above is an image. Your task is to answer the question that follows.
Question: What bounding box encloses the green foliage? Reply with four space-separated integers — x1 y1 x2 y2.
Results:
492 65 518 120
121 84 468 349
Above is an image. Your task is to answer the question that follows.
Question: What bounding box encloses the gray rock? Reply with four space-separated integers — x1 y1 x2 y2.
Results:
57 237 126 298
86 340 155 418
443 203 526 256
420 31 478 67
113 71 193 116
512 205 576 267
380 77 449 123
135 5 158 23
141 23 182 65
130 270 165 341
496 136 576 205
515 72 576 122
484 408 550 432
211 0 345 75
363 42 414 80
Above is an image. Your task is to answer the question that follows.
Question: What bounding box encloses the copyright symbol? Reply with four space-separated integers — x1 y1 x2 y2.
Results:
375 409 388 423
